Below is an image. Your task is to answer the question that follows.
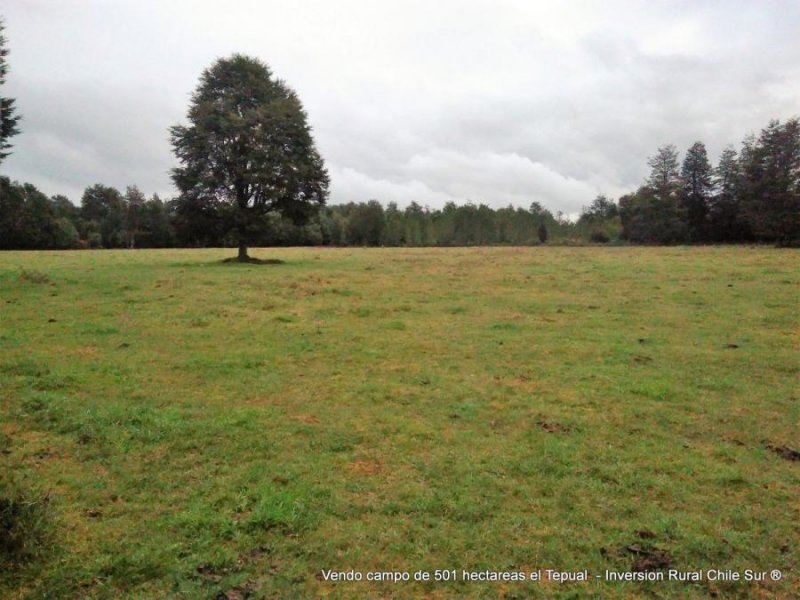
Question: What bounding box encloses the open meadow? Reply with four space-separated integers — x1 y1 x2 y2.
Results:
1 246 798 599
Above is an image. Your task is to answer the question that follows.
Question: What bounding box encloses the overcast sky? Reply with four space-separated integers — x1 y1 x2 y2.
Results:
2 1 799 215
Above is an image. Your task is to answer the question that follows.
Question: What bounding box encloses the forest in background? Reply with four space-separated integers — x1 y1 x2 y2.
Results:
1 116 798 249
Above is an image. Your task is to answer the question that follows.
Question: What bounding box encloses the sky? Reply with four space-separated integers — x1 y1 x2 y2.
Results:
1 1 799 216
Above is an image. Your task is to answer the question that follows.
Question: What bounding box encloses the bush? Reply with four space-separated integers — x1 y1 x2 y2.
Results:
87 231 102 249
53 218 80 249
590 230 610 243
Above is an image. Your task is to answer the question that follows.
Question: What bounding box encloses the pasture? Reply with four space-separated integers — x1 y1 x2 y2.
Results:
1 247 797 598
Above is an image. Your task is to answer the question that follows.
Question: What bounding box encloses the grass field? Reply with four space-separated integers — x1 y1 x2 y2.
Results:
1 246 798 599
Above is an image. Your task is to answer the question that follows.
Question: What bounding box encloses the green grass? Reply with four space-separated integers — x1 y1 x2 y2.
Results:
0 246 797 599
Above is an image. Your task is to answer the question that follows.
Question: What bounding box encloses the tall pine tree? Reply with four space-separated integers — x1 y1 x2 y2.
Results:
681 142 713 242
0 17 21 164
709 146 749 242
644 144 687 243
740 119 800 245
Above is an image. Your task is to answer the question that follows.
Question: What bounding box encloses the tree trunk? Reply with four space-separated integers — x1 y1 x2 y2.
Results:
236 197 249 261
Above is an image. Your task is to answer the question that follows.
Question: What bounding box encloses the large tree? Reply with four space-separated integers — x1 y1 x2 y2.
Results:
647 144 681 193
644 144 687 243
739 118 800 245
80 184 126 248
0 17 21 164
170 54 329 261
708 145 749 242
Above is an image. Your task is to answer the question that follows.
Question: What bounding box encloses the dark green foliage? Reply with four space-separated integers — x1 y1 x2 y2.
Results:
137 194 175 248
345 200 385 246
647 145 688 243
86 230 101 249
18 185 63 249
317 201 561 247
170 193 225 247
618 192 641 242
450 202 496 245
404 201 434 245
620 187 688 244
170 54 329 261
620 145 688 244
681 142 713 242
80 184 126 248
0 176 22 246
382 202 405 245
0 18 20 164
494 205 539 244
124 185 146 248
577 195 621 242
50 195 78 221
738 118 800 245
619 119 798 246
709 146 750 242
538 221 548 243
0 179 79 249
0 179 176 250
50 195 82 248
581 195 618 221
52 218 79 249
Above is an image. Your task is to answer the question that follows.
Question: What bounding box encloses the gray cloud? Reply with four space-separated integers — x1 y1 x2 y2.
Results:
7 79 178 200
2 1 798 213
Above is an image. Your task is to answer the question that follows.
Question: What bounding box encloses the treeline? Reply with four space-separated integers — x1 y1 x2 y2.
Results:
0 181 579 248
0 182 173 250
620 117 799 245
1 116 798 249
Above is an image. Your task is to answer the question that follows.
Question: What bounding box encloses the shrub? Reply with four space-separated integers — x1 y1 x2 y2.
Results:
87 231 102 249
53 218 80 249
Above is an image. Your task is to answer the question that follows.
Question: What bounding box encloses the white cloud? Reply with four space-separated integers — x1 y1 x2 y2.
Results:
329 166 453 208
331 147 613 216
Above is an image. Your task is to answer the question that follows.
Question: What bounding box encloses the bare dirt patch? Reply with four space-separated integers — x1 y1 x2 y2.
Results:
537 420 571 434
765 443 800 462
626 544 673 571
293 414 321 425
348 460 382 476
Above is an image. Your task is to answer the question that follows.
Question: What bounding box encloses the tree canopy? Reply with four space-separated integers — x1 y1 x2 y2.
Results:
0 17 21 164
170 54 329 261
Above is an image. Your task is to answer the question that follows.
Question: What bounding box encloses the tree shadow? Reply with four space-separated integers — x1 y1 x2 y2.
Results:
220 256 286 265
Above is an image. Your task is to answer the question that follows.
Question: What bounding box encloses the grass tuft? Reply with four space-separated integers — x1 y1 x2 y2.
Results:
0 473 56 571
17 268 52 284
